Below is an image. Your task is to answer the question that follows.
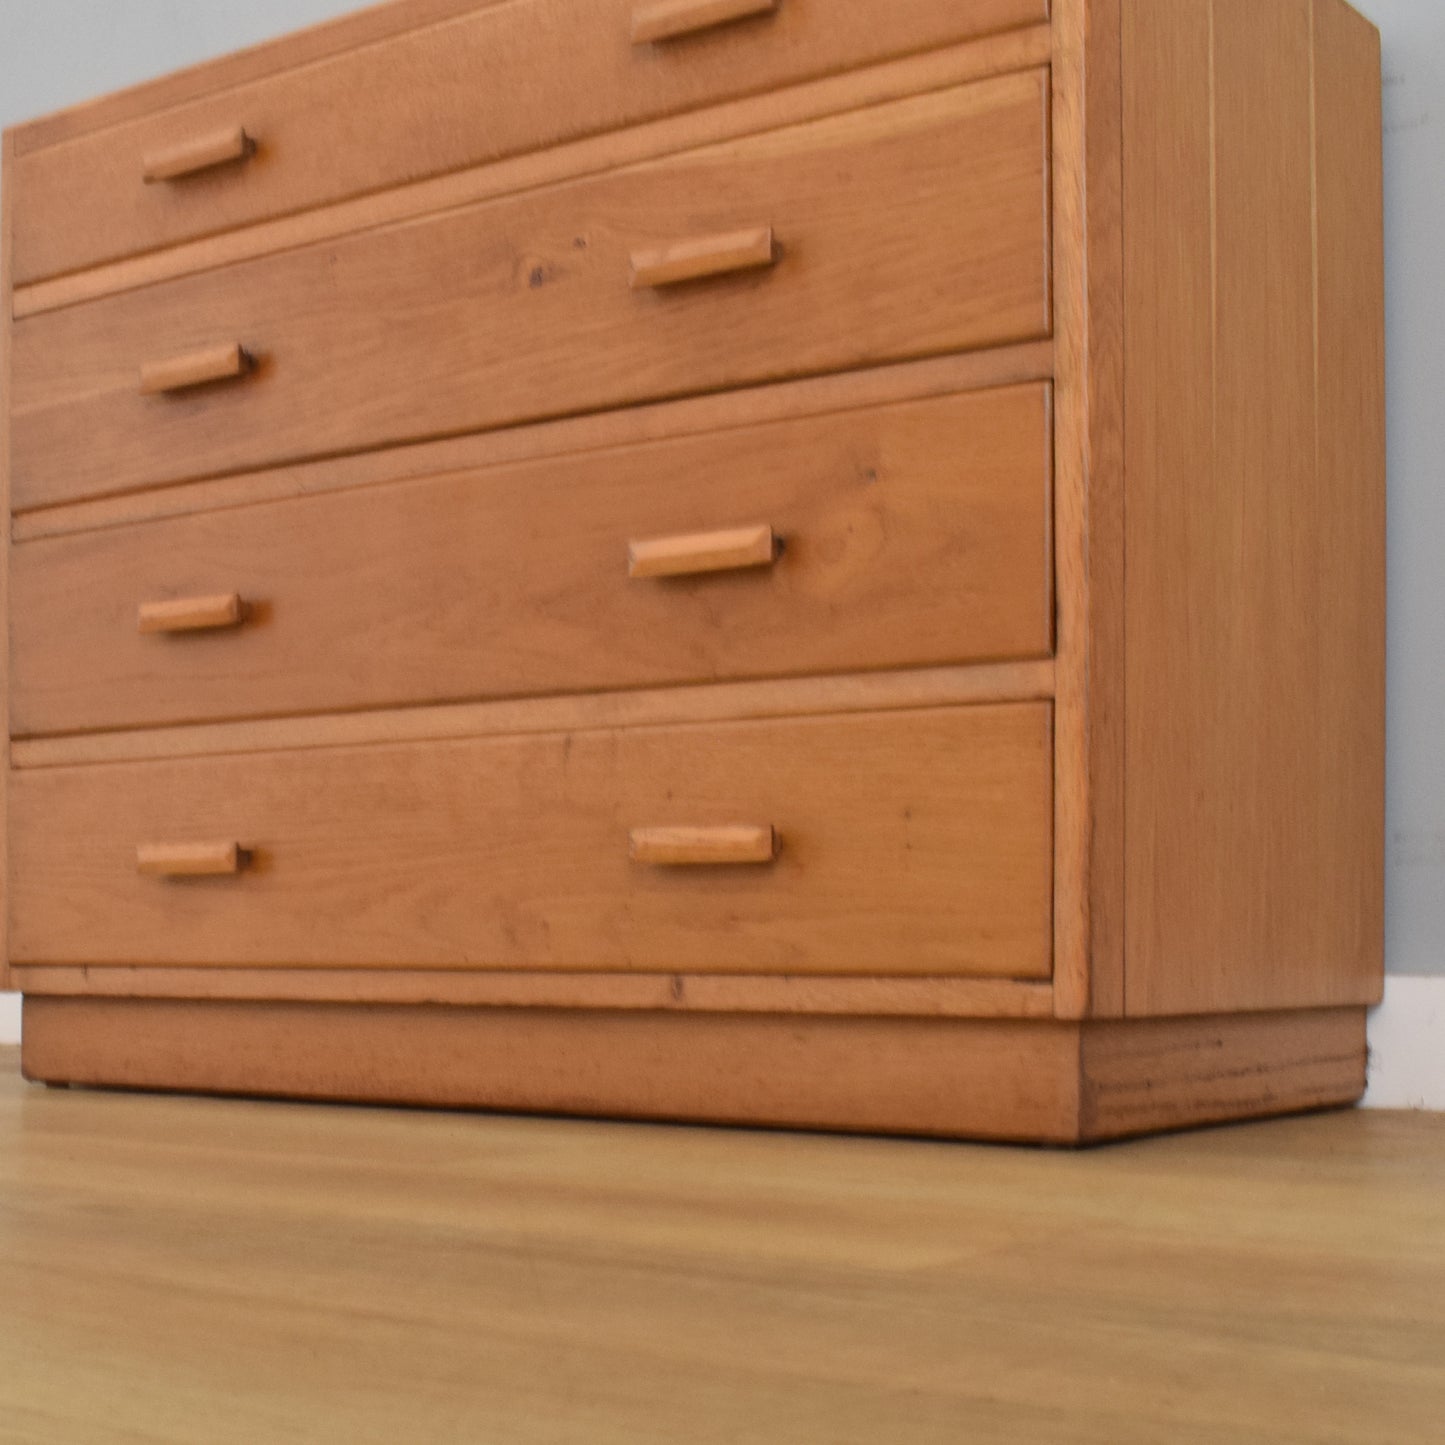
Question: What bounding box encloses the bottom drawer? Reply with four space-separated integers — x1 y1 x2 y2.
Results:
9 704 1053 978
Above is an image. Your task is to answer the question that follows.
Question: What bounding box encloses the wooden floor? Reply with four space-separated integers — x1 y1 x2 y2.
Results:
2 1048 1442 1443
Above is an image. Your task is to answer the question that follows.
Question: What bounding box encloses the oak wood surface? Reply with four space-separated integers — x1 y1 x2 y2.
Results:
12 25 1054 322
10 75 1052 512
12 342 1053 542
1078 1009 1367 1139
2 1043 1435 1442
629 825 780 866
135 592 246 636
629 224 776 288
627 522 779 579
11 660 1057 772
137 341 253 397
9 705 1055 978
135 842 249 879
16 1002 1369 1144
2 0 1390 1144
10 966 1056 1020
142 125 255 185
11 385 1053 737
9 0 1047 284
1120 0 1386 1016
1049 0 1126 1019
632 0 780 47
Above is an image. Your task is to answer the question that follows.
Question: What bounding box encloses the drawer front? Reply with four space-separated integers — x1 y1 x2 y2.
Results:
11 384 1053 737
8 705 1055 978
11 74 1051 512
10 0 1048 285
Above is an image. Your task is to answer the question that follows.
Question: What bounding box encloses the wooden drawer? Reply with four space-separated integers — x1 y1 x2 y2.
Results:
11 384 1053 737
10 74 1051 512
7 704 1054 978
9 0 1048 285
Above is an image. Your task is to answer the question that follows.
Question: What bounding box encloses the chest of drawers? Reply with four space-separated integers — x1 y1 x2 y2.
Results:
1 0 1385 1142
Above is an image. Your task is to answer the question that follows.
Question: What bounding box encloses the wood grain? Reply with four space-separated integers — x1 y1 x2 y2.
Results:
135 842 249 879
142 125 255 185
634 0 779 46
12 342 1054 542
9 0 1047 284
136 592 246 636
1079 1007 1367 1140
3 0 1390 1144
9 705 1055 979
1310 0 1389 997
627 523 779 579
630 825 779 866
11 385 1053 737
633 0 779 47
138 341 253 397
13 25 1055 321
629 225 776 288
10 966 1056 1019
1049 0 1126 1020
1120 0 1385 1015
18 1000 1082 1143
12 660 1057 772
2 1043 1437 1441
10 76 1052 512
15 999 1368 1145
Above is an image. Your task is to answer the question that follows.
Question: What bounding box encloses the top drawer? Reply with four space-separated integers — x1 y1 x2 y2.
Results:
9 0 1048 285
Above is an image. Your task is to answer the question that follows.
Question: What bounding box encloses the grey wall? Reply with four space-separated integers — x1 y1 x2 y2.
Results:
0 0 1439 981
1370 0 1445 976
0 0 359 127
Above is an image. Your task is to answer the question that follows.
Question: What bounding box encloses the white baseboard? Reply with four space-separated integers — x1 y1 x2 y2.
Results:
0 992 19 1047
3 980 1441 1108
1364 975 1445 1110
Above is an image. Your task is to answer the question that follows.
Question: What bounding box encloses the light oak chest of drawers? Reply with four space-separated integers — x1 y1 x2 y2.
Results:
0 0 1385 1142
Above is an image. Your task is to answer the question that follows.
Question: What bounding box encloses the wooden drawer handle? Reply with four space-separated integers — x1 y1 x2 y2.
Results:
140 342 254 397
138 593 247 636
630 226 775 290
137 842 251 878
630 825 778 866
143 125 256 184
633 0 778 45
629 524 778 580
